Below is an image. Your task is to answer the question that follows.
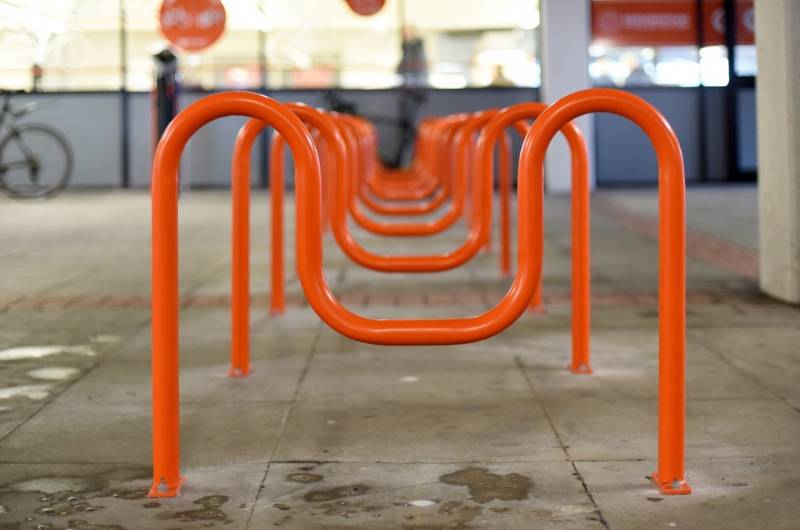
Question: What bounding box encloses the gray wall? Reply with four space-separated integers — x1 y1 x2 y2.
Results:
9 92 122 186
595 87 756 184
738 87 757 172
9 86 756 188
21 87 535 189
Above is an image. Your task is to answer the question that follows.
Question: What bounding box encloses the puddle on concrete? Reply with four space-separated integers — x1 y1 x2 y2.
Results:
0 384 52 400
52 521 126 530
27 367 81 381
0 345 95 361
400 376 420 383
439 467 533 503
436 500 463 515
312 499 384 519
158 495 232 524
408 499 436 507
35 492 105 516
90 335 121 344
0 504 7 514
98 488 149 501
7 466 152 496
10 477 95 494
304 485 369 502
286 473 323 483
404 504 482 529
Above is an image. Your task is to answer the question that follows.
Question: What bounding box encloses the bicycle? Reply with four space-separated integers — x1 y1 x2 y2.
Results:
323 88 426 169
0 89 73 198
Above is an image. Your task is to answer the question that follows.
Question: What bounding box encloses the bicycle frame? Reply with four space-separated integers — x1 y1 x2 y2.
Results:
0 96 37 172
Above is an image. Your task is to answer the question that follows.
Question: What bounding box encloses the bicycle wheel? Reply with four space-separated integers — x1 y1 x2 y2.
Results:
0 124 73 199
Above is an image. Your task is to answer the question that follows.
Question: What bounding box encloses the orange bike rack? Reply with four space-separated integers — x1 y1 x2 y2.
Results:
351 117 453 216
338 112 481 237
254 108 489 273
519 89 690 494
151 88 689 497
477 102 589 370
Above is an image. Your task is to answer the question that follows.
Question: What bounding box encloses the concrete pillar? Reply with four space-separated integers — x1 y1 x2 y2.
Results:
539 0 595 193
755 0 800 304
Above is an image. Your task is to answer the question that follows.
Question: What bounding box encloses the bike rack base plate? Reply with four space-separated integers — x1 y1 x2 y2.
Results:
651 472 692 495
148 475 186 498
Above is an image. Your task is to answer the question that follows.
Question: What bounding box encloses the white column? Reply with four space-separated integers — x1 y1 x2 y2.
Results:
539 0 595 193
755 0 800 304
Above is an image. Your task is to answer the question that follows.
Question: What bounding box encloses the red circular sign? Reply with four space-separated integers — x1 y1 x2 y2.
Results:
159 0 226 52
345 0 386 16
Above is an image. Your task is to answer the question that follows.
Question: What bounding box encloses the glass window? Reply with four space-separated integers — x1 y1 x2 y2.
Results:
125 0 262 91
404 0 540 88
265 0 540 89
0 0 540 92
589 0 755 88
0 0 121 91
264 0 402 89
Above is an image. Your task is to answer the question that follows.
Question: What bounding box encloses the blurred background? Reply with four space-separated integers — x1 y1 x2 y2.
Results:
0 0 756 187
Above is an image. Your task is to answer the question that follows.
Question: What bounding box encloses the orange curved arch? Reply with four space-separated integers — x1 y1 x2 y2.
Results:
519 88 689 495
151 89 689 500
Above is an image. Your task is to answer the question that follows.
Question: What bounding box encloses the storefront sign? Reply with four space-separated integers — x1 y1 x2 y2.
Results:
159 0 227 52
345 0 386 16
592 0 754 47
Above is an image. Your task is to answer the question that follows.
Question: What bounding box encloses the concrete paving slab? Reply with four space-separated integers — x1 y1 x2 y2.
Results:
301 334 528 405
576 457 800 530
0 399 289 467
0 462 265 530
0 188 797 529
104 317 321 365
513 328 770 400
58 351 309 405
0 309 150 346
536 396 800 461
250 462 604 529
273 395 564 463
0 403 38 441
689 326 800 400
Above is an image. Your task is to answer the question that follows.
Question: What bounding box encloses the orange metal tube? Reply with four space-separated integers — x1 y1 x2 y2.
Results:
498 130 512 272
366 166 438 201
150 92 323 497
341 112 491 237
480 104 587 363
151 89 688 499
329 121 493 271
518 88 689 494
230 125 251 378
236 108 491 301
355 119 455 216
270 134 286 315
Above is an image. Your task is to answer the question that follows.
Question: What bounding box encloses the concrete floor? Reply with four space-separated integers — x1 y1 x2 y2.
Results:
0 186 798 530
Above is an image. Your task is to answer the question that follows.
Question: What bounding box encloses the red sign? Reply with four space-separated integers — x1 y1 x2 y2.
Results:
345 0 386 16
159 0 227 52
703 0 754 45
592 0 754 47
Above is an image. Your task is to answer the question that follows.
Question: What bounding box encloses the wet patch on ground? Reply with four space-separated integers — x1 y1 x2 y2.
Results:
35 492 106 517
0 467 245 529
285 473 322 484
303 484 369 502
401 504 482 529
156 495 232 524
439 467 533 503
